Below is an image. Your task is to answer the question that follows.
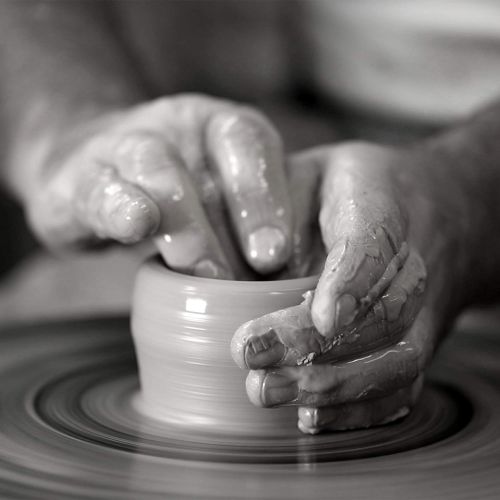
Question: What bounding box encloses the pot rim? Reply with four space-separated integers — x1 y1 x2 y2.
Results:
142 256 319 293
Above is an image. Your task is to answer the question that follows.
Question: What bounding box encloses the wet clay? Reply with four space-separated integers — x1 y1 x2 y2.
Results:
131 257 317 436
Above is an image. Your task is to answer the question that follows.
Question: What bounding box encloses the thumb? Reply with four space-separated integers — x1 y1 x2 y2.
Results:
311 144 409 338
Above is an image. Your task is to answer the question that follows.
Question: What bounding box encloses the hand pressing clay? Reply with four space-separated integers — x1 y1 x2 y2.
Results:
133 140 477 436
231 142 475 434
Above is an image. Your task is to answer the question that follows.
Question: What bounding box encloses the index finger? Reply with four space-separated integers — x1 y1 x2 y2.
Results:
207 108 292 274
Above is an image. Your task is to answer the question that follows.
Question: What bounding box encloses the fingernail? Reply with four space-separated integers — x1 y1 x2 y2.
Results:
247 226 288 273
335 294 357 330
193 259 232 280
262 372 298 407
244 329 285 369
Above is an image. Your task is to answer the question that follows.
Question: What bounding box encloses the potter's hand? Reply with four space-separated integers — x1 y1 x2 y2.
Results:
28 95 292 278
232 142 470 433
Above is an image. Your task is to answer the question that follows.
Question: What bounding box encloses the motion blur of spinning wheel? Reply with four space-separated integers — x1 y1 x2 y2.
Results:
0 313 499 499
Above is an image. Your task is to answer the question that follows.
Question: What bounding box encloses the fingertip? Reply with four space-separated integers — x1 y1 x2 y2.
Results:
245 370 266 408
155 241 235 280
311 290 335 338
246 225 291 274
154 225 233 281
207 107 292 275
192 259 234 280
298 406 320 430
106 195 160 244
297 418 321 435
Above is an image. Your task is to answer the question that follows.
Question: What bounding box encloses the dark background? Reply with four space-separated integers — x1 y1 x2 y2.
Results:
0 189 36 277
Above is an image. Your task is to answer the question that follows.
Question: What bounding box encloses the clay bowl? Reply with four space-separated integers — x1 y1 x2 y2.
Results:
131 257 317 437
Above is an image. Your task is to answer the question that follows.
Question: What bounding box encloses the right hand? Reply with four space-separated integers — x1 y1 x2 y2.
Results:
232 141 472 433
27 94 293 279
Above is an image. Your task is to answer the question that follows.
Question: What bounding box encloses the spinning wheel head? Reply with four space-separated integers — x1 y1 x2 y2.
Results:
0 315 498 498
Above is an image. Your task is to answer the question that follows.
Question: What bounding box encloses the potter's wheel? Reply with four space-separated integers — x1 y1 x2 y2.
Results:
1 317 500 499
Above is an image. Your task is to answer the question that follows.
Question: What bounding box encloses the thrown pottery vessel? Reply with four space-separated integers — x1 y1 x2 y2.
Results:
131 257 317 436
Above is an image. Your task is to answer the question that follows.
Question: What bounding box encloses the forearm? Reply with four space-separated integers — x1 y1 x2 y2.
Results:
0 0 147 201
424 101 500 304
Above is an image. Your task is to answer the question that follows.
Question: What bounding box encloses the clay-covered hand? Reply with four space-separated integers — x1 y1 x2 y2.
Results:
232 142 471 433
27 95 293 279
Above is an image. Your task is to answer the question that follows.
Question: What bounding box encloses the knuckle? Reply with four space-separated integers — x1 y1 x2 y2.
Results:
144 94 228 127
323 142 369 171
157 93 233 123
114 133 184 181
147 96 174 114
301 364 335 394
238 105 275 129
329 141 386 163
115 130 164 158
324 141 398 181
210 106 280 147
170 92 218 108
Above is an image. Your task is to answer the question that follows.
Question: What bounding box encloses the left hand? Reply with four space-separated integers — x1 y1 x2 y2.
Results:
25 95 294 279
232 141 472 433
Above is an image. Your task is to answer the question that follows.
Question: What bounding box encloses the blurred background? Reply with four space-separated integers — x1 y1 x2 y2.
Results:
2 0 500 323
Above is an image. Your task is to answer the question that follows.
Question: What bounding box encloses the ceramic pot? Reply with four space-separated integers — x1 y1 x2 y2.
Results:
131 257 317 436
